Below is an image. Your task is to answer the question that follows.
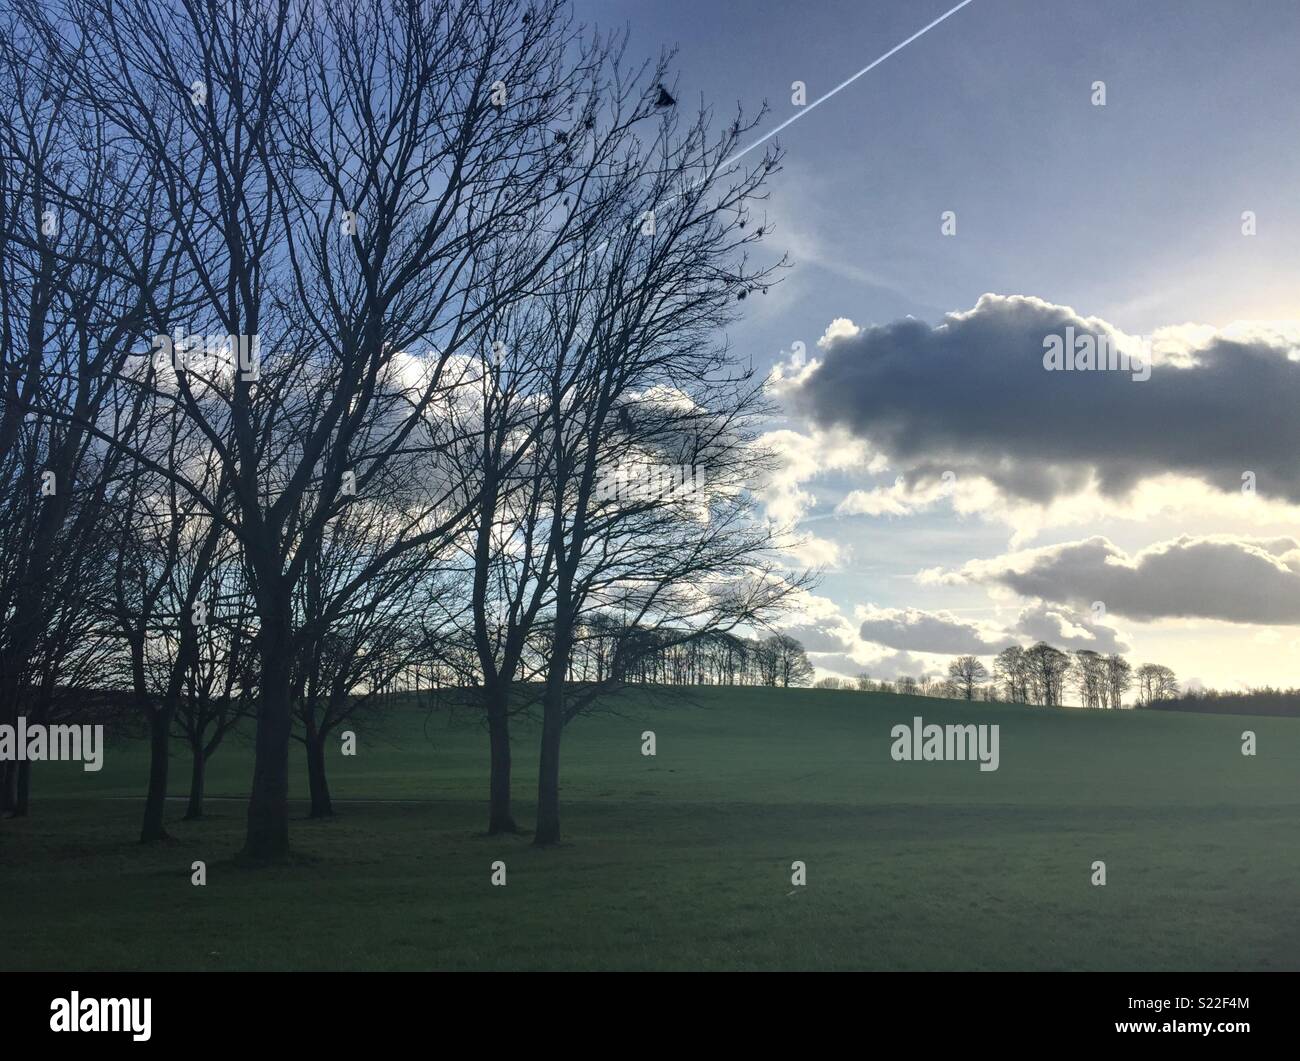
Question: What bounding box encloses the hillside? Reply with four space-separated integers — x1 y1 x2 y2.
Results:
4 686 1298 970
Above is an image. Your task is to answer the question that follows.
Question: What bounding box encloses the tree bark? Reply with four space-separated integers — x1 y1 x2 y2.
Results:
534 575 578 846
533 700 563 845
306 732 333 819
244 614 293 861
184 746 206 820
140 704 174 842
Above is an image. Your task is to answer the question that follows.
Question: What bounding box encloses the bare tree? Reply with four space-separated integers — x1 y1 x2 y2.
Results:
946 655 988 701
1024 642 1070 706
517 81 807 843
0 15 185 813
1104 653 1132 709
105 391 233 841
1136 662 1178 706
1070 649 1105 709
19 0 604 859
993 645 1029 703
761 635 814 689
289 492 457 819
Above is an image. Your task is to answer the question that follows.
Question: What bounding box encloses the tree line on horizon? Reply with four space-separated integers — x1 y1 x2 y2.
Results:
619 630 1186 710
581 629 1177 709
822 644 1175 709
560 624 1300 717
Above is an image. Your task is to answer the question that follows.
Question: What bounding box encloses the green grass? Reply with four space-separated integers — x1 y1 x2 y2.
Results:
3 687 1299 970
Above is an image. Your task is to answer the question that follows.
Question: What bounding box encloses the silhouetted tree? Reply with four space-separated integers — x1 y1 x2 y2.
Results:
1025 642 1070 706
1070 649 1105 709
1136 663 1178 705
947 655 988 700
762 634 814 689
994 645 1030 703
1104 653 1132 709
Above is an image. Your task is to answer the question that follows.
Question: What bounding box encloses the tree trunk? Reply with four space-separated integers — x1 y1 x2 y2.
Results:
533 701 563 845
184 746 206 820
534 583 577 847
140 705 173 843
306 732 333 818
1 674 20 813
486 683 516 834
244 616 293 861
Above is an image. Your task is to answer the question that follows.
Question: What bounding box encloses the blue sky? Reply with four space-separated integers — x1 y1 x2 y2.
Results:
574 0 1300 693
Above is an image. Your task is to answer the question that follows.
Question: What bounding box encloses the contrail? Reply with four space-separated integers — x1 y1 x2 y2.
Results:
720 0 977 170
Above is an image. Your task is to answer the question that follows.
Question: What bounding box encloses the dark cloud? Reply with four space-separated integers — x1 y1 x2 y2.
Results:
780 621 854 653
792 294 1300 503
854 601 1127 656
951 535 1300 625
858 607 1016 654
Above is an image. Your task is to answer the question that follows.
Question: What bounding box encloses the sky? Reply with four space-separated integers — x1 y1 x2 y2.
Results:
572 0 1300 694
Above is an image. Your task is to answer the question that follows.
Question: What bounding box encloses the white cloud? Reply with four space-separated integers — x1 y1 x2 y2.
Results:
817 317 862 349
754 426 869 526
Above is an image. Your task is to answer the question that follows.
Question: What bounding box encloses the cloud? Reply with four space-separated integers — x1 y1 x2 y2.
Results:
817 317 862 349
931 534 1300 625
852 600 1127 656
783 533 850 571
838 467 1300 547
752 426 877 568
789 294 1300 506
754 427 870 526
857 605 1016 654
809 648 933 682
774 590 860 652
771 594 953 680
1010 602 1128 653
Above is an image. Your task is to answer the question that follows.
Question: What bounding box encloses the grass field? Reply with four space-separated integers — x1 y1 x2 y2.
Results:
3 686 1298 971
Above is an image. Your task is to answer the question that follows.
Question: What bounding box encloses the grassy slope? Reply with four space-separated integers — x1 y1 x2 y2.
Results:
3 687 1298 970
